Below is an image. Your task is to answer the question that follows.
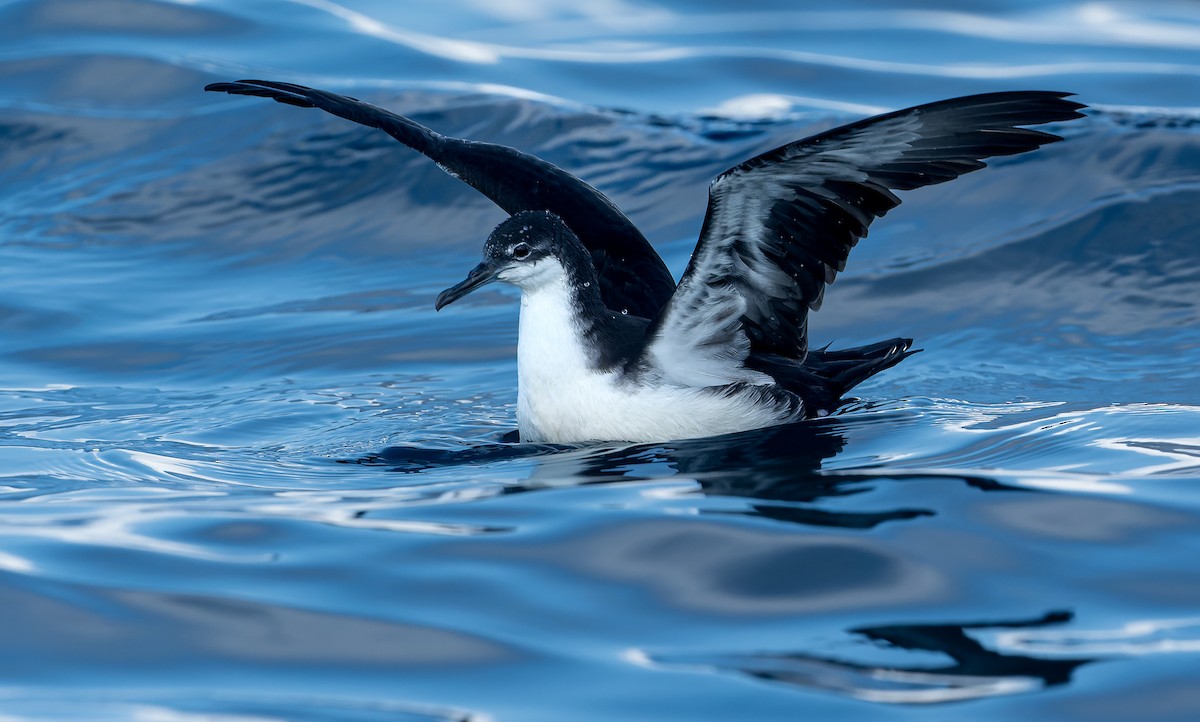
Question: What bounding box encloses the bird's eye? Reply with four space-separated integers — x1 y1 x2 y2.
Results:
511 243 532 260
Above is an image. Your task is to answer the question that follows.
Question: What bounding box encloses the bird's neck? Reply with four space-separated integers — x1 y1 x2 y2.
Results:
517 269 604 376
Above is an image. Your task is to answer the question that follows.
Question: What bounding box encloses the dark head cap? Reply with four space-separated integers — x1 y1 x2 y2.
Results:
436 211 577 310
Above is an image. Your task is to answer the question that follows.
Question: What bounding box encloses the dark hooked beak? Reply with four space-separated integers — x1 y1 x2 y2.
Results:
435 260 501 311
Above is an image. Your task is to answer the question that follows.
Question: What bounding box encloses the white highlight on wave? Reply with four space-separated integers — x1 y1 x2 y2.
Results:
284 0 501 63
624 647 1041 705
700 94 888 120
456 3 1200 52
267 0 1200 79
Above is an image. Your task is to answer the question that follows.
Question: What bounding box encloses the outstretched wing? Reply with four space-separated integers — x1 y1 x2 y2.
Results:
643 91 1086 386
205 79 675 319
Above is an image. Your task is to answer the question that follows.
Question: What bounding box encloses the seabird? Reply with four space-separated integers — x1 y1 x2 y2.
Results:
205 80 1085 443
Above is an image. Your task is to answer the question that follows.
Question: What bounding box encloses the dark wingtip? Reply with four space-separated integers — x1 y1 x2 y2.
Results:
1034 91 1089 119
205 79 266 93
1044 92 1089 120
925 90 1089 126
1013 90 1090 122
203 79 316 108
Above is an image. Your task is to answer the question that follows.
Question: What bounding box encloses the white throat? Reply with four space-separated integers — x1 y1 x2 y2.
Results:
515 271 600 442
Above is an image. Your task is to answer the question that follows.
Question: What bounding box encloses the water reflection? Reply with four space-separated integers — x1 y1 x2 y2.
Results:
0 579 519 669
0 695 480 722
995 616 1200 657
355 420 940 530
648 610 1093 704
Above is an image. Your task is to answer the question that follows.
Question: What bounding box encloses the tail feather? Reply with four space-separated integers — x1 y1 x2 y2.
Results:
809 337 917 393
748 338 917 417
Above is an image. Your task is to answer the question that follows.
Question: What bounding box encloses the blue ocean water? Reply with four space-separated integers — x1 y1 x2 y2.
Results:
2 0 1200 719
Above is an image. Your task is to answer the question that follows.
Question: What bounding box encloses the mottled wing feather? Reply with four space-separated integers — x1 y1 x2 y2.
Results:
644 91 1085 384
205 79 676 319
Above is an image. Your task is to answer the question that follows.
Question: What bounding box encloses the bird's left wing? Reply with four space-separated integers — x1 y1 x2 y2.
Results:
204 79 675 319
642 91 1086 387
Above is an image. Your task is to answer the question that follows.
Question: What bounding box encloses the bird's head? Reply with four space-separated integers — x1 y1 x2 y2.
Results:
436 211 580 310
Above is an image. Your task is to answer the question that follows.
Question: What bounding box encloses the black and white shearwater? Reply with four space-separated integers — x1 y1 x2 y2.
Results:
205 80 1085 443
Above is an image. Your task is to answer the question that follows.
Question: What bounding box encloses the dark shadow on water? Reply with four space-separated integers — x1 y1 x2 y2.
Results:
650 610 1094 705
345 436 566 471
853 610 1088 688
339 419 1029 530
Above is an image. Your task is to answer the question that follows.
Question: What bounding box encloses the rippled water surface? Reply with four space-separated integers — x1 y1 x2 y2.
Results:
2 1 1200 719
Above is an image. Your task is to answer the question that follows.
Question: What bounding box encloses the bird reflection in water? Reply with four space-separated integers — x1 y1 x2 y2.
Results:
352 419 933 530
645 610 1093 704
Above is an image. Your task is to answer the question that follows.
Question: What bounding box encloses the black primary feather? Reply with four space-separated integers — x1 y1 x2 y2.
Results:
205 79 676 319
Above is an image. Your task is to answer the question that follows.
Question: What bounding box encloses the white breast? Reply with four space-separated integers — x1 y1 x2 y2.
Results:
515 276 799 444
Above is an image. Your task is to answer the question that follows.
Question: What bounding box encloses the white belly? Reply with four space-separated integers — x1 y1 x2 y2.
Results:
517 370 795 443
513 274 798 444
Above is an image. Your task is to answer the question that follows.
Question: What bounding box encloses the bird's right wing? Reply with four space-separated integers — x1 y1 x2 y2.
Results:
641 91 1085 387
205 79 676 319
